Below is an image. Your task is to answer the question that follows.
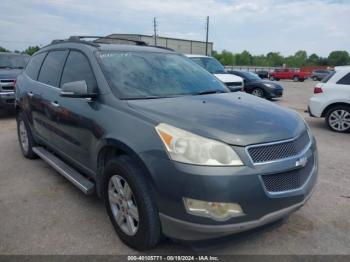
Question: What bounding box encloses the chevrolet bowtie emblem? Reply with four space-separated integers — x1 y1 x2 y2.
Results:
296 156 308 167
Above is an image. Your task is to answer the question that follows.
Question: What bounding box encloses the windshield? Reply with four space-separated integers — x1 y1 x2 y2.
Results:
240 71 261 81
0 54 29 69
96 51 228 99
190 57 226 74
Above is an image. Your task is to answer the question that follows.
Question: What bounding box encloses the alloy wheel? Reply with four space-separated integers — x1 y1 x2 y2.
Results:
328 109 350 132
19 120 29 153
252 88 264 97
108 175 139 236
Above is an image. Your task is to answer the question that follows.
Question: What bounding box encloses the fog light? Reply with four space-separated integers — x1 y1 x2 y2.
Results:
184 198 244 221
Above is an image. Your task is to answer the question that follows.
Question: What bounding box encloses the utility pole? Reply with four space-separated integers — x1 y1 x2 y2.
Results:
153 17 157 46
205 16 209 56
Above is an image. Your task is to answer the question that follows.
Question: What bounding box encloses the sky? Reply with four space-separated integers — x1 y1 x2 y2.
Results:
0 0 349 56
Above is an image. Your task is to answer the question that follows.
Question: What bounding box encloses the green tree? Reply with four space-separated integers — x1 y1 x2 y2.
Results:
22 46 40 56
266 52 284 67
307 53 320 66
328 51 350 66
0 46 9 52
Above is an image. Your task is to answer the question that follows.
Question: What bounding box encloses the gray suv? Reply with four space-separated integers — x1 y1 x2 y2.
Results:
15 36 318 250
0 52 29 109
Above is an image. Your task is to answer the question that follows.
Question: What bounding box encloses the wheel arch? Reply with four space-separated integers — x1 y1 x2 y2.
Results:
321 102 350 117
95 138 154 198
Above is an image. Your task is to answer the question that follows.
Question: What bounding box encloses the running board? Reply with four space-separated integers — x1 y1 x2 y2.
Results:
33 147 95 195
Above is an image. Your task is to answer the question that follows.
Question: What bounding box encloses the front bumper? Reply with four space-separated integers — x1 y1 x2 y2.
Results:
160 189 313 240
0 91 15 108
141 137 318 241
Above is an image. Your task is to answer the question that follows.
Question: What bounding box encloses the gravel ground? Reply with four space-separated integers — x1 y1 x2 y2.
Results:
0 80 349 255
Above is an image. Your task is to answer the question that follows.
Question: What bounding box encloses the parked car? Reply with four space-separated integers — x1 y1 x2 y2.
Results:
256 70 269 79
311 69 333 81
228 70 283 99
16 36 318 250
186 54 244 92
269 68 310 82
0 52 29 110
309 66 350 133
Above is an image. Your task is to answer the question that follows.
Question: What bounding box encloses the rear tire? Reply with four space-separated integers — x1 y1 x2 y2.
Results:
325 105 350 133
313 76 318 81
17 113 38 159
104 155 162 250
293 76 300 82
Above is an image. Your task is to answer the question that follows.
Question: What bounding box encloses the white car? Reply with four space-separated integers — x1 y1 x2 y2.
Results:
308 66 350 133
185 54 244 92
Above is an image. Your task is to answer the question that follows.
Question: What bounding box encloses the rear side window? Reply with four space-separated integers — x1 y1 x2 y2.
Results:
38 50 67 87
337 73 350 85
25 52 47 80
61 51 97 92
322 71 336 83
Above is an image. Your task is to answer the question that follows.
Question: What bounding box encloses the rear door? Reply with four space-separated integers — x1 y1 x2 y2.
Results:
34 50 68 145
52 50 100 171
336 72 350 101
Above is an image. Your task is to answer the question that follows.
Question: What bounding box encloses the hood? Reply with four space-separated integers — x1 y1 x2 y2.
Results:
128 92 305 146
0 69 23 79
214 73 243 84
247 79 283 88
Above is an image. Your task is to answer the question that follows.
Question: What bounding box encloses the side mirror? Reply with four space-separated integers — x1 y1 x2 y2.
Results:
60 80 97 98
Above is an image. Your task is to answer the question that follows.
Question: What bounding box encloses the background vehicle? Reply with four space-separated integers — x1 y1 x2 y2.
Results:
229 70 283 99
269 68 310 82
15 36 317 250
309 66 350 132
0 52 29 109
311 69 333 81
186 54 244 92
256 70 269 79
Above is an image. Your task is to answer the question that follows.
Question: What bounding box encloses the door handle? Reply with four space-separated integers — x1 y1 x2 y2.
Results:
50 101 60 107
28 92 34 97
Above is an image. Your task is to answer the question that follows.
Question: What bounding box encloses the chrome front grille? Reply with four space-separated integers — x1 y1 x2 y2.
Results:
261 155 314 193
247 131 310 164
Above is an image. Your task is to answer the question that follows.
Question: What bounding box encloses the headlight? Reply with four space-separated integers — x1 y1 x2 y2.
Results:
155 123 243 166
264 83 273 88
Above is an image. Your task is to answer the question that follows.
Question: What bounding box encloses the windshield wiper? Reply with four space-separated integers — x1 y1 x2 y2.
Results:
194 90 228 96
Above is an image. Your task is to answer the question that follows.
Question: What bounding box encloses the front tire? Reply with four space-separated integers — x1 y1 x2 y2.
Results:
251 88 265 98
325 106 350 133
104 155 162 250
17 113 37 159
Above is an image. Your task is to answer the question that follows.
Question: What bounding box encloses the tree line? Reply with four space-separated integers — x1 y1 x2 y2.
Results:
212 50 350 68
0 46 40 56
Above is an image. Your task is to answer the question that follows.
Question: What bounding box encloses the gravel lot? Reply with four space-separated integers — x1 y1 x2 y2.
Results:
0 80 349 255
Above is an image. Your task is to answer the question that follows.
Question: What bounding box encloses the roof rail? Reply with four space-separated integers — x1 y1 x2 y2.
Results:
69 35 147 46
46 35 175 51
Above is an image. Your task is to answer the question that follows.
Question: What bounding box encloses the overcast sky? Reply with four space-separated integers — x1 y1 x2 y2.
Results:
1 0 349 56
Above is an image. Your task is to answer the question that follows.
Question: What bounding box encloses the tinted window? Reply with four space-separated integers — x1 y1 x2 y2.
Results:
322 71 336 83
38 50 67 87
337 73 350 85
97 51 227 99
0 54 29 69
25 52 47 80
61 51 97 92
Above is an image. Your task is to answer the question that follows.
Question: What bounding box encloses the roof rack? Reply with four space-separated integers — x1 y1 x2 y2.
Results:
47 35 174 51
69 36 147 46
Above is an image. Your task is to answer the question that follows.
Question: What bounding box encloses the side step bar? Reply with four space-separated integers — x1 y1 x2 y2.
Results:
33 147 95 195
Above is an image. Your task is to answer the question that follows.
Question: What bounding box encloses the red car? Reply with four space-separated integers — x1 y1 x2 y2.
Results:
269 68 310 82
